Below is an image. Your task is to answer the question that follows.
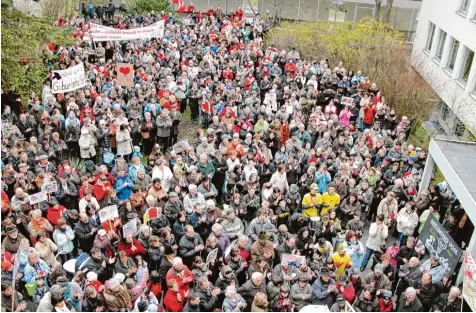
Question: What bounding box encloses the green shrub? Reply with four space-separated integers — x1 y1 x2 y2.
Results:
126 0 174 14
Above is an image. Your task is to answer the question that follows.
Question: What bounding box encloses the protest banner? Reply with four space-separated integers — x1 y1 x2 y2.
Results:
123 220 138 238
281 254 307 267
341 96 354 106
51 63 86 94
90 20 165 41
463 250 476 312
41 181 58 194
419 213 462 275
99 205 119 223
116 63 134 87
206 248 219 265
29 191 47 205
173 140 190 154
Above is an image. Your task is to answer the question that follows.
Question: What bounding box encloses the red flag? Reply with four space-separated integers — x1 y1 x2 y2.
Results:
177 0 185 13
173 0 179 3
143 207 160 224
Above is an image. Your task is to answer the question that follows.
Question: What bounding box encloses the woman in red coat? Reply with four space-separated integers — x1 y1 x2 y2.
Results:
163 279 185 312
117 235 145 258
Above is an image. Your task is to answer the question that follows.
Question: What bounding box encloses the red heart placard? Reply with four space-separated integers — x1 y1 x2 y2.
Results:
119 66 130 75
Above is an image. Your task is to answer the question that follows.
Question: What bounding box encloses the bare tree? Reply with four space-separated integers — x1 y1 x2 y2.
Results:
267 0 285 26
41 0 75 19
382 0 394 23
374 0 382 22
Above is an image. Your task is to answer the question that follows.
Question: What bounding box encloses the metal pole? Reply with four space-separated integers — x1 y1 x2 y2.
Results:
297 0 301 21
316 0 321 21
353 4 358 22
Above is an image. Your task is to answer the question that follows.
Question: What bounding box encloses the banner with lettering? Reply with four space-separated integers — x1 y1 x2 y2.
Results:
463 250 476 312
419 213 463 275
51 63 86 94
89 20 165 41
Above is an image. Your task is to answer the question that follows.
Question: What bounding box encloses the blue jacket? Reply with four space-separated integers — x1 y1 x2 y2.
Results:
312 277 338 307
115 175 133 200
315 171 331 194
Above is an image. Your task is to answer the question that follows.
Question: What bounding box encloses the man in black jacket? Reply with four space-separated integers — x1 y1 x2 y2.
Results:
82 286 106 312
75 213 98 254
85 247 115 283
194 276 221 311
178 225 204 267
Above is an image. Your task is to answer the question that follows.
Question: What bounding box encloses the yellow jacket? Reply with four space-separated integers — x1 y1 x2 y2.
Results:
321 192 341 216
331 252 351 279
302 192 323 217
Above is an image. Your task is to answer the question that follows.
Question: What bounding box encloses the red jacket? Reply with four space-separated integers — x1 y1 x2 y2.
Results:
47 205 67 226
163 289 185 312
165 266 194 295
363 104 377 125
117 238 145 258
85 281 104 297
335 281 356 303
93 181 112 201
379 298 393 312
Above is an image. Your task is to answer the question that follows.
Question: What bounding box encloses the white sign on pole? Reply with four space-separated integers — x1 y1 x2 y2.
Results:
122 220 138 238
206 248 219 265
51 63 87 94
89 20 165 41
29 191 47 205
41 181 58 194
98 205 119 223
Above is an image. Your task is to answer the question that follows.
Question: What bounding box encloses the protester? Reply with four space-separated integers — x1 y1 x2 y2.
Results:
0 7 468 313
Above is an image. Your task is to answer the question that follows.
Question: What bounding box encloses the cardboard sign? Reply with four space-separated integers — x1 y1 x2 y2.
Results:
41 181 58 194
29 191 47 205
340 96 354 106
122 220 138 238
89 20 165 41
206 248 219 265
419 214 462 275
281 254 306 267
463 251 476 312
51 63 86 94
173 140 190 154
98 205 119 223
116 63 134 87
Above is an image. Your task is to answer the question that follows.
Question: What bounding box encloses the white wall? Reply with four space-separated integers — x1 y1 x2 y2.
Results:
412 0 476 133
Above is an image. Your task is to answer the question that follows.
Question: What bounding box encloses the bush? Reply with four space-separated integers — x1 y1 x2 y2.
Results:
126 0 174 15
266 18 437 124
1 8 74 104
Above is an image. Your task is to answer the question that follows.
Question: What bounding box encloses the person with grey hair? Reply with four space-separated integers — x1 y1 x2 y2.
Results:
237 272 266 309
397 287 423 312
194 276 221 311
433 286 462 312
27 209 53 240
397 256 422 297
196 137 215 155
183 184 206 214
196 153 216 179
222 285 247 312
212 223 230 252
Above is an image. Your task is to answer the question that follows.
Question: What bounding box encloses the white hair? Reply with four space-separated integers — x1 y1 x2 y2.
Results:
140 225 151 235
172 257 183 266
450 286 461 296
188 184 197 191
405 287 416 297
225 286 236 298
212 223 223 233
206 199 215 207
32 209 42 217
251 272 263 281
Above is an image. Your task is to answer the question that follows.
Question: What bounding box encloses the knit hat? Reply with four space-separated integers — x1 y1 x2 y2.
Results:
108 278 120 289
87 272 98 282
114 273 126 283
1 260 12 271
374 263 384 274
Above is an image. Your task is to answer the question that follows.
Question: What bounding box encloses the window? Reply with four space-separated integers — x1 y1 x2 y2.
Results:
460 47 475 82
458 0 471 14
447 39 460 71
435 30 447 61
425 22 436 51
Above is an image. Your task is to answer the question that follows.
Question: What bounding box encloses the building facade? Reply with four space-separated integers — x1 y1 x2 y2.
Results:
412 0 476 138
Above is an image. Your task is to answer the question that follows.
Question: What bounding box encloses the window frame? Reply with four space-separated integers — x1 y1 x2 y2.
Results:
425 22 436 52
446 38 460 72
459 47 475 82
435 30 447 61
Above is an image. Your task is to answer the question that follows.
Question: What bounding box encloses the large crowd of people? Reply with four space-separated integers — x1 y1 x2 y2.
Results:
0 1 470 312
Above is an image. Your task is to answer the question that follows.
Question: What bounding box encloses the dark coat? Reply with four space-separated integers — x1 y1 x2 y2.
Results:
74 218 98 251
